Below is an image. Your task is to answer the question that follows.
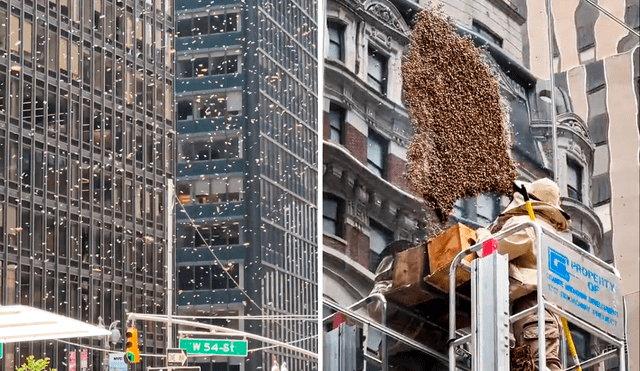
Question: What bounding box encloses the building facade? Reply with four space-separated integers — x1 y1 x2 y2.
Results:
322 1 429 369
0 0 175 369
323 0 420 305
522 0 639 368
323 0 637 369
174 0 318 369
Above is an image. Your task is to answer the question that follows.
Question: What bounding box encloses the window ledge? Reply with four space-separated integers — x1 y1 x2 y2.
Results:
323 232 347 247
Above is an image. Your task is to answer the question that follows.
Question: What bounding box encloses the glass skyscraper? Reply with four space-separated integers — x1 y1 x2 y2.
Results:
174 0 318 370
0 0 175 369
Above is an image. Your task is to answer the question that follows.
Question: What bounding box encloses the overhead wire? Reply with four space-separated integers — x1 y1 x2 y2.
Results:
54 336 318 359
174 194 315 344
170 314 318 321
583 0 640 38
247 334 318 353
175 193 262 316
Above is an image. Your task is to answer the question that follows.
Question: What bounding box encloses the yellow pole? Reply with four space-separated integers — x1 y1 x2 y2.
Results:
561 317 583 371
525 201 535 221
515 183 536 221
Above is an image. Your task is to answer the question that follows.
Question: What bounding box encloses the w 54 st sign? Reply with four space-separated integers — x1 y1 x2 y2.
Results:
179 339 248 357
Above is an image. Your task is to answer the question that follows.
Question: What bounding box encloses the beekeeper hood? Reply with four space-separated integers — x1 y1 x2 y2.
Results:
502 178 570 231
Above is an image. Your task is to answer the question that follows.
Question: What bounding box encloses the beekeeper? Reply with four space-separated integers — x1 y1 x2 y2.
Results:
476 178 570 371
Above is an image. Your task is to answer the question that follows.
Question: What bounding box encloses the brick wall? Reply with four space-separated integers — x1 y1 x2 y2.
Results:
323 110 331 141
345 123 367 163
323 233 347 254
388 154 408 191
345 224 369 268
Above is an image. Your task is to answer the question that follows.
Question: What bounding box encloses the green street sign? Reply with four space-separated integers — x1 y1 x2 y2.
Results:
1 343 3 359
179 339 247 357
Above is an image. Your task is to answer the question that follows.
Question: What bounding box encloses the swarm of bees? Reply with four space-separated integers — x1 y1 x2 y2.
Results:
402 8 516 224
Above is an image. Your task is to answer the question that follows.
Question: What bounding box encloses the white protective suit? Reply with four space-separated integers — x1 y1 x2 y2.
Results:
476 178 570 371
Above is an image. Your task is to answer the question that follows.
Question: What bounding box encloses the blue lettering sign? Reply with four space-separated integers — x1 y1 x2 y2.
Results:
566 284 587 300
570 261 616 293
549 248 570 281
550 275 564 286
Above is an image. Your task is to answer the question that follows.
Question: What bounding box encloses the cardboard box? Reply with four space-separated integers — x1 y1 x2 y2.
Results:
425 260 472 292
424 223 477 292
427 223 476 273
386 244 433 306
392 244 426 287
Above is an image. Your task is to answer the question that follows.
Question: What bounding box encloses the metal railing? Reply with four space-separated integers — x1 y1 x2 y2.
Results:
323 293 462 371
448 221 627 371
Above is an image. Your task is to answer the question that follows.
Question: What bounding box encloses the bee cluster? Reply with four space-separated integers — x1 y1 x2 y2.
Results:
402 8 516 226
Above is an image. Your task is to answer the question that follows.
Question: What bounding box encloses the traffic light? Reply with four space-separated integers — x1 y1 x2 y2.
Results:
125 327 140 364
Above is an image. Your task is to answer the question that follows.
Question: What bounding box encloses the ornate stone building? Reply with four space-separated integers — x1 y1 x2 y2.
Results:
323 0 637 369
323 0 421 309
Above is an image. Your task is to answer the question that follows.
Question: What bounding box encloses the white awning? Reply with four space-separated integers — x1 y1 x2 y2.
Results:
0 305 111 343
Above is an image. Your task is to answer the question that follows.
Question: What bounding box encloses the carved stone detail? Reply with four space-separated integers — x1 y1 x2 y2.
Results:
367 4 403 33
348 199 369 228
559 117 590 141
343 86 353 101
566 142 586 162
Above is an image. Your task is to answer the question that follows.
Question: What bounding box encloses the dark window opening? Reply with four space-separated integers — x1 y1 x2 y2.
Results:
176 19 191 37
178 55 238 78
199 96 226 118
567 159 583 201
177 59 193 78
193 16 208 36
193 57 209 77
328 21 345 61
179 263 239 292
225 14 238 32
328 103 345 144
367 47 387 94
177 100 193 120
178 266 195 291
212 263 239 290
323 193 344 237
180 137 239 162
367 129 387 177
572 235 590 252
472 20 503 47
565 325 592 365
211 55 238 75
177 13 239 37
191 223 240 248
369 219 393 272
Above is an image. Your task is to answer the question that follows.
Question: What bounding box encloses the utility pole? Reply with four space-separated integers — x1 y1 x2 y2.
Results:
546 0 558 182
167 182 175 349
